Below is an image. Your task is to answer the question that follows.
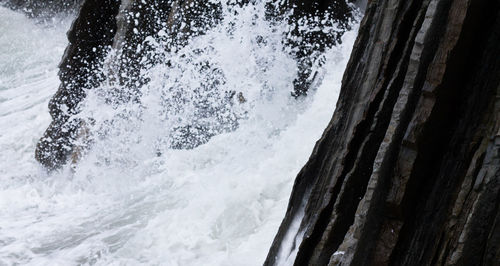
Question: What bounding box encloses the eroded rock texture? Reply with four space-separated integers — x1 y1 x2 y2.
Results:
266 0 500 265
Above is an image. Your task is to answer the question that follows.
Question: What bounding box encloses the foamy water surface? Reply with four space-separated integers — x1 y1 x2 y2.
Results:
0 4 358 265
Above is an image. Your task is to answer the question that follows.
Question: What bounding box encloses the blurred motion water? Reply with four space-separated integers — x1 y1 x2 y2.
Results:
0 4 358 265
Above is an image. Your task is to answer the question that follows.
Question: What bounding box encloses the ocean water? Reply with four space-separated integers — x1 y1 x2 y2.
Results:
0 3 358 265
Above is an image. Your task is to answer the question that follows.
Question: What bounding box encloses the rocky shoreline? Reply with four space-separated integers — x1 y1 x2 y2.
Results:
4 0 498 264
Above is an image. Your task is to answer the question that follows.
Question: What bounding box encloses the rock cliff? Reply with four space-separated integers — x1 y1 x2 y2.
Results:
265 0 500 265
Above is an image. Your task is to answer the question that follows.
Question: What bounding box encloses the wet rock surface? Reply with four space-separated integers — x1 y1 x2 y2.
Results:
35 0 356 169
271 0 357 97
265 0 500 265
35 0 225 169
35 0 121 169
1 0 82 17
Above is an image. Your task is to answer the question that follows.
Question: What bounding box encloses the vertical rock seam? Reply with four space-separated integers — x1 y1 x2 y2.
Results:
265 0 500 265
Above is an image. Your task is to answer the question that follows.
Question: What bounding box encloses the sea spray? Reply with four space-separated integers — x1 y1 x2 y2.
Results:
0 2 359 265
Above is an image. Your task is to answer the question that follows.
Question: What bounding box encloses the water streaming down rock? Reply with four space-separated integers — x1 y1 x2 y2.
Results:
33 0 358 170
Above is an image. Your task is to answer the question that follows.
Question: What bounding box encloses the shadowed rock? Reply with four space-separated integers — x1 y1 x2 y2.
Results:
283 0 356 97
265 0 500 265
35 0 224 169
35 0 356 169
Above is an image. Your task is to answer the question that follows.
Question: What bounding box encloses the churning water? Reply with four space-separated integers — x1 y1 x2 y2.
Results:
0 3 358 265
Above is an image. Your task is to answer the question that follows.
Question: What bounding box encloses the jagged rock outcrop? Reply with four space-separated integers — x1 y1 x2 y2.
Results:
35 0 121 169
35 0 357 169
35 0 222 168
265 0 500 265
269 0 356 96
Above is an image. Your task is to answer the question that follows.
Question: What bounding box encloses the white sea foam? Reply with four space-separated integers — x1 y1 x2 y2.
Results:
0 3 358 265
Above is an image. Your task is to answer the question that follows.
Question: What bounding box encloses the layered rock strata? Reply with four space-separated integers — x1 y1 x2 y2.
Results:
265 0 500 265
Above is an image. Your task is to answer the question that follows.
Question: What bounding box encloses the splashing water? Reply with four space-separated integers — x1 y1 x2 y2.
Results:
0 2 358 265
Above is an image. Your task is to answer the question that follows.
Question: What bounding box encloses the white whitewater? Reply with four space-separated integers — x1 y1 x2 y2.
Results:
0 4 357 265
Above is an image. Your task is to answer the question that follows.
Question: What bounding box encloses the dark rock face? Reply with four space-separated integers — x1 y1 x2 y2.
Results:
265 0 500 265
36 0 121 169
35 0 356 169
35 0 225 169
270 0 357 97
